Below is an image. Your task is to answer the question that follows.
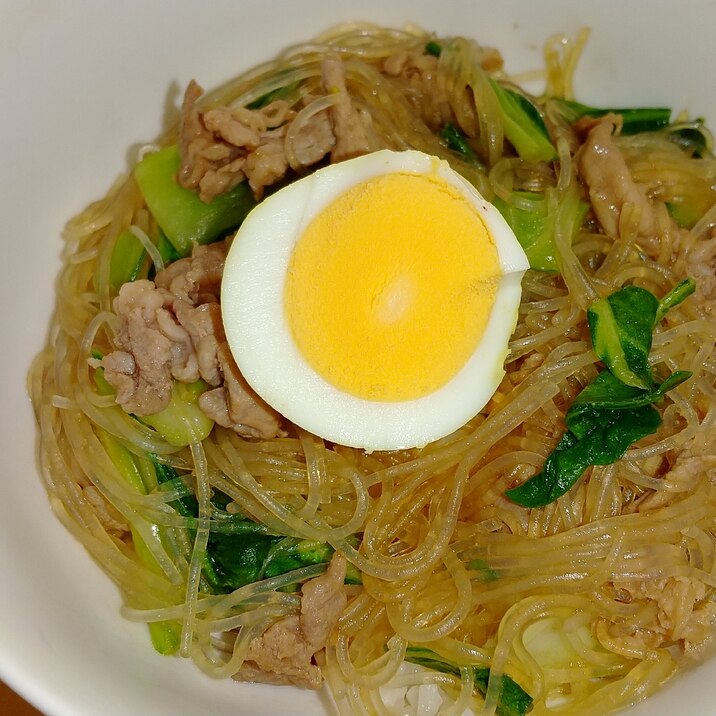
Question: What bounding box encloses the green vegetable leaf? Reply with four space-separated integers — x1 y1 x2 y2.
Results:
506 281 694 508
134 145 256 256
667 201 704 230
656 277 696 322
246 79 301 109
666 119 713 157
404 646 533 716
492 189 588 272
152 459 350 593
153 459 198 518
489 80 557 164
468 558 500 582
153 459 274 535
206 532 284 591
156 230 182 264
147 622 182 656
440 122 479 163
140 380 214 446
587 285 659 389
425 40 442 57
505 405 661 507
553 99 671 135
566 369 691 438
204 533 339 592
110 229 147 291
98 434 181 653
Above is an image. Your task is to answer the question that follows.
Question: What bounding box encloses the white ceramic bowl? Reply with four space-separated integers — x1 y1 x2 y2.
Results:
1 1 713 714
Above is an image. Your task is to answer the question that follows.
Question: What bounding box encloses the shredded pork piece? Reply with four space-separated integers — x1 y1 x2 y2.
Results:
287 108 336 169
382 45 502 131
177 55 371 202
578 114 666 241
178 80 295 202
243 136 290 198
684 228 716 316
611 445 716 653
172 301 223 387
234 554 348 688
154 242 225 303
199 344 284 440
100 242 283 439
636 451 716 512
101 281 175 415
320 55 371 163
382 50 452 129
609 575 716 652
177 80 219 193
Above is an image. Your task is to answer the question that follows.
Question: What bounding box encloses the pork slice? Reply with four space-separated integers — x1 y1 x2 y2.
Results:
243 137 290 199
154 241 227 304
177 80 219 193
611 575 715 649
685 229 716 315
321 55 370 163
299 551 349 649
578 114 662 240
178 81 297 202
381 50 453 130
101 280 175 415
198 158 247 205
288 109 336 170
203 106 262 150
198 343 284 440
173 300 224 387
155 307 200 383
234 554 348 689
637 449 716 512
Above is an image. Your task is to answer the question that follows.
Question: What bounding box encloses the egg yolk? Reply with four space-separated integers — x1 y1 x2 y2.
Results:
284 171 501 401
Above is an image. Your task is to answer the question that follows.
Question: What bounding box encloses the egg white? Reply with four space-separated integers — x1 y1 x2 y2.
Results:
221 149 528 452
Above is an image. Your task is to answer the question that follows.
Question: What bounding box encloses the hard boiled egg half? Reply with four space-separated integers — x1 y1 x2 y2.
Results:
222 149 528 452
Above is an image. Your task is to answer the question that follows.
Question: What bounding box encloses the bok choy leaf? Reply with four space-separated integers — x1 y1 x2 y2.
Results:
506 280 695 508
404 646 533 716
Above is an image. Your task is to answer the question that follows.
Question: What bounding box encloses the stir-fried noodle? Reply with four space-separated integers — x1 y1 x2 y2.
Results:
30 23 716 715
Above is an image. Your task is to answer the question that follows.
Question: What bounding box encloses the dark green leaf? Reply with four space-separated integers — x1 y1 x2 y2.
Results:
153 460 198 517
567 369 691 438
656 277 696 322
506 281 694 509
553 99 671 135
587 285 659 389
262 538 333 579
156 230 182 264
440 122 479 163
404 646 533 716
665 119 713 157
506 405 661 507
205 531 283 591
153 459 274 534
151 458 348 593
425 40 442 57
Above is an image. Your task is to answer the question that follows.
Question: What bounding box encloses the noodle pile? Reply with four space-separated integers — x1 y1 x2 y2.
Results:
29 23 716 716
